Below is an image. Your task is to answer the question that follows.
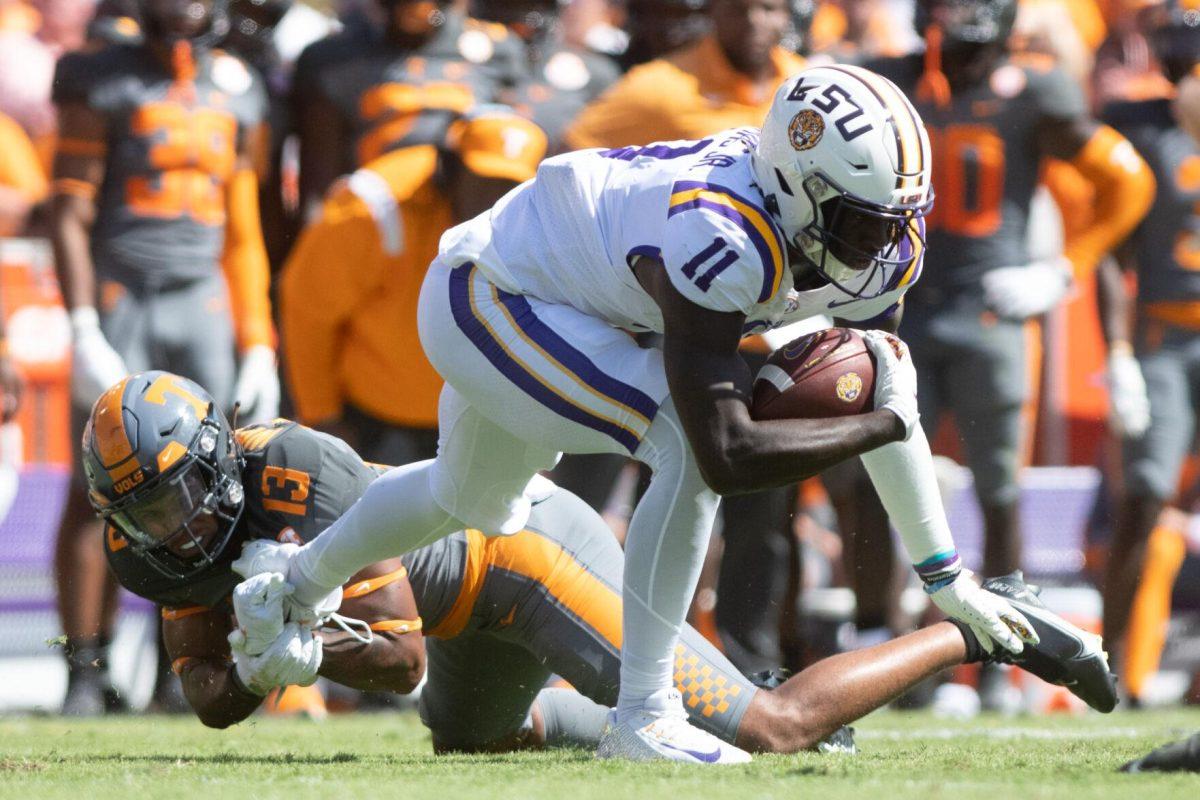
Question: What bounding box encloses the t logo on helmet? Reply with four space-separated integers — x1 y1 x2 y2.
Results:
143 374 210 419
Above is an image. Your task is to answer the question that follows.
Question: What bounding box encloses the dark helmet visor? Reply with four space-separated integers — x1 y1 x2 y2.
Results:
110 459 211 547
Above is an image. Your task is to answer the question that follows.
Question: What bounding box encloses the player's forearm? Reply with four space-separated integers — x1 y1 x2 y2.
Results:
710 408 904 495
222 167 274 350
177 660 264 729
318 629 425 693
49 192 97 310
858 424 958 566
1094 256 1133 349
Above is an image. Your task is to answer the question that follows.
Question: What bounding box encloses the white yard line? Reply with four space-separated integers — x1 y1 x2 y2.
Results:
858 727 1194 741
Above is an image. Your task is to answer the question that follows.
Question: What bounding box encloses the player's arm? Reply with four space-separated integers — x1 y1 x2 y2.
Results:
162 607 265 729
1095 246 1150 438
49 101 105 313
636 258 905 496
1038 115 1155 278
51 100 131 401
316 558 425 693
296 87 346 222
221 123 275 355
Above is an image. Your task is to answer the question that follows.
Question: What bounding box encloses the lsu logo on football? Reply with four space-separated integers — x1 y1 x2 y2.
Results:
836 372 863 403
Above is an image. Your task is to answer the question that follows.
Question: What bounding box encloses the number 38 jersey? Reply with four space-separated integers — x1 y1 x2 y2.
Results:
869 54 1086 298
439 127 913 337
52 44 267 286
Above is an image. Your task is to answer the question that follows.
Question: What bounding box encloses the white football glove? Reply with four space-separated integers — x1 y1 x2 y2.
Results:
981 258 1073 320
232 539 342 627
862 330 919 441
229 622 322 695
233 345 280 425
231 572 291 656
1107 348 1150 439
928 569 1039 655
70 306 128 407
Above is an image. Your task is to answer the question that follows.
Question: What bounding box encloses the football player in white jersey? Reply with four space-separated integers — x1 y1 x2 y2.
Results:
235 65 1083 763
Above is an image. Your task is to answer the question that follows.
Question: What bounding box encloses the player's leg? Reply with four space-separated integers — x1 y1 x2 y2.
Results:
289 260 659 601
734 624 967 752
942 312 1029 577
714 486 792 673
422 260 731 753
497 489 968 751
711 346 792 673
157 274 237 410
418 634 553 753
1106 336 1192 670
55 281 150 714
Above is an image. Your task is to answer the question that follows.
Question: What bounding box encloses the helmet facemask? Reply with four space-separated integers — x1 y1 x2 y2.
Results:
768 162 930 299
97 418 245 580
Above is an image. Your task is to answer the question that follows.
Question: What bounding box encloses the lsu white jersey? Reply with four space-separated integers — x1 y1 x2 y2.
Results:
438 128 923 337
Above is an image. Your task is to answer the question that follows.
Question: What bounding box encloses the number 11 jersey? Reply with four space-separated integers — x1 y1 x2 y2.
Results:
439 127 915 338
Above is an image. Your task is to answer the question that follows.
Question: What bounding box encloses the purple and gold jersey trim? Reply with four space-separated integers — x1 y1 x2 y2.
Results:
448 264 659 453
668 181 787 303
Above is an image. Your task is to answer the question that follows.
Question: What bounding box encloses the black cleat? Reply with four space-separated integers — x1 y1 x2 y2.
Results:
1120 732 1200 773
981 571 1118 713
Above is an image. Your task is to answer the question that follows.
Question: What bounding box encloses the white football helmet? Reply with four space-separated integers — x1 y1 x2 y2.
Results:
752 64 933 299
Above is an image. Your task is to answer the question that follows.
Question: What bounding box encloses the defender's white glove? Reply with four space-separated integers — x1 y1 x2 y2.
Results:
70 306 128 407
229 622 322 695
1107 348 1150 439
231 572 291 656
862 330 919 441
233 540 342 627
982 259 1073 320
233 345 280 425
928 569 1039 655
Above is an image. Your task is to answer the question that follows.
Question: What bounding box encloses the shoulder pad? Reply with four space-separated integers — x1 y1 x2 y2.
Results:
662 180 788 313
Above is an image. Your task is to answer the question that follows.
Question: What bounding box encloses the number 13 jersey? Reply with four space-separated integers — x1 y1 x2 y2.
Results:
438 127 916 338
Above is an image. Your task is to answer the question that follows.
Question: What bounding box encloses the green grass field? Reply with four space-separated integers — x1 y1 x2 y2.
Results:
1 709 1198 800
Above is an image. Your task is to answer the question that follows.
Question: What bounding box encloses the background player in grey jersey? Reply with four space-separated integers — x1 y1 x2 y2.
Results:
1095 1 1200 688
291 0 528 219
49 0 278 714
471 0 620 147
86 372 1116 747
852 0 1153 676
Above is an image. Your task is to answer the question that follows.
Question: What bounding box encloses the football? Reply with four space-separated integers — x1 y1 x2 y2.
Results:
751 328 876 420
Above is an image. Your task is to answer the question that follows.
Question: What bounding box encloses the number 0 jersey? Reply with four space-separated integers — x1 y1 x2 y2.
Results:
439 127 919 338
869 54 1086 299
52 44 267 286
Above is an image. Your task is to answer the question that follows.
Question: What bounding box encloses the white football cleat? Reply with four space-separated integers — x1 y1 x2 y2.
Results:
596 689 752 764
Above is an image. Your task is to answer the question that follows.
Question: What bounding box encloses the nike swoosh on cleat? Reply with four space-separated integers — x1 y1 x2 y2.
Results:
660 742 722 763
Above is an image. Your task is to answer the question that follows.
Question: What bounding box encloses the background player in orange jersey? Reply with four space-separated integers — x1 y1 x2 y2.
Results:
280 108 548 466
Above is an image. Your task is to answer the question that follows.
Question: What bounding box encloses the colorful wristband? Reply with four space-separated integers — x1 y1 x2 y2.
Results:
914 549 962 593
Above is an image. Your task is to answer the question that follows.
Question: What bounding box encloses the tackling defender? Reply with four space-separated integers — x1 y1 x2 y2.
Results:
85 372 1116 750
236 65 1084 763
